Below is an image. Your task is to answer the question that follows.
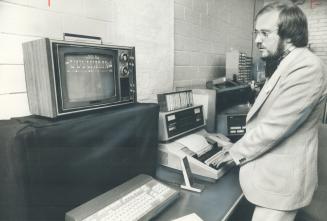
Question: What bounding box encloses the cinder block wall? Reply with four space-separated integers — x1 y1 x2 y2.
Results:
173 0 257 89
0 0 174 119
301 0 327 65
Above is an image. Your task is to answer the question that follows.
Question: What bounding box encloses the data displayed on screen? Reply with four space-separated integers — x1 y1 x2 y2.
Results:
64 54 116 102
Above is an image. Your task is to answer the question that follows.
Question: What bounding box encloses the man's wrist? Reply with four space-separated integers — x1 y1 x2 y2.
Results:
227 150 246 166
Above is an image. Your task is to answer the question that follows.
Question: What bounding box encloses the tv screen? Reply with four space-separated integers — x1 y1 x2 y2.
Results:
55 44 121 112
64 54 116 103
22 38 136 118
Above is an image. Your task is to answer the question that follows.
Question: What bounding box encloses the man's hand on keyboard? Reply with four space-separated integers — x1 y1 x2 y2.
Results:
216 151 236 169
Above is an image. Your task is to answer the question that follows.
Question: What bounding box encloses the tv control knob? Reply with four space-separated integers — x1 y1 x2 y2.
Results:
120 66 129 76
128 61 135 67
120 53 129 62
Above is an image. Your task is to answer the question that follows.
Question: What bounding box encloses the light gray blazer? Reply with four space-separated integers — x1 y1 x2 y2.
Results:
230 47 327 210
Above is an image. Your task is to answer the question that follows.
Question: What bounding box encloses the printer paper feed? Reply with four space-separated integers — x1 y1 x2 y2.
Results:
176 134 211 157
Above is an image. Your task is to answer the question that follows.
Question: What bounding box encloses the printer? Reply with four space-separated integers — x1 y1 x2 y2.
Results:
158 105 234 182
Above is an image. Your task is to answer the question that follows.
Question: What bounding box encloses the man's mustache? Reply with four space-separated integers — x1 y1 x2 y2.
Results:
257 43 264 49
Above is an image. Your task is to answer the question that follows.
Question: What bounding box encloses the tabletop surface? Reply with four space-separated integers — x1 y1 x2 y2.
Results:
154 166 243 221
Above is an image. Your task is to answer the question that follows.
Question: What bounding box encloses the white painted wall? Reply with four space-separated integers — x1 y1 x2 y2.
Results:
0 0 174 119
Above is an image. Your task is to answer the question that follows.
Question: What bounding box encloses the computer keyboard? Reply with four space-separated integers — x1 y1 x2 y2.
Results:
65 174 180 221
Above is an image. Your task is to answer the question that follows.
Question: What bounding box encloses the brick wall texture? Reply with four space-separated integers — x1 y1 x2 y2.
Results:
0 0 174 119
302 0 327 65
1 0 325 119
173 0 257 89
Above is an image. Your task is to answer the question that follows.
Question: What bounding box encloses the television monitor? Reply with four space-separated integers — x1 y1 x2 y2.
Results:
22 38 136 118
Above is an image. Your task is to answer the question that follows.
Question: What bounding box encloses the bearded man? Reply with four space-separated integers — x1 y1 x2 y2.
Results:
220 1 327 220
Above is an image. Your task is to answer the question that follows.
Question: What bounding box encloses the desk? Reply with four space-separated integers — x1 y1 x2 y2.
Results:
155 166 243 221
0 103 159 221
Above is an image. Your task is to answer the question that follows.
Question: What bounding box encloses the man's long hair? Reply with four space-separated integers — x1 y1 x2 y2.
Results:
256 1 308 47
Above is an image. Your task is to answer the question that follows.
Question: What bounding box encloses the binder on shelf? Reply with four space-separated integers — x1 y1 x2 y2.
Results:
157 90 194 112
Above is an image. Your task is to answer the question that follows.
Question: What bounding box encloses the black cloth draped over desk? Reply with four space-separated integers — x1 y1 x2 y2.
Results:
0 103 159 221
